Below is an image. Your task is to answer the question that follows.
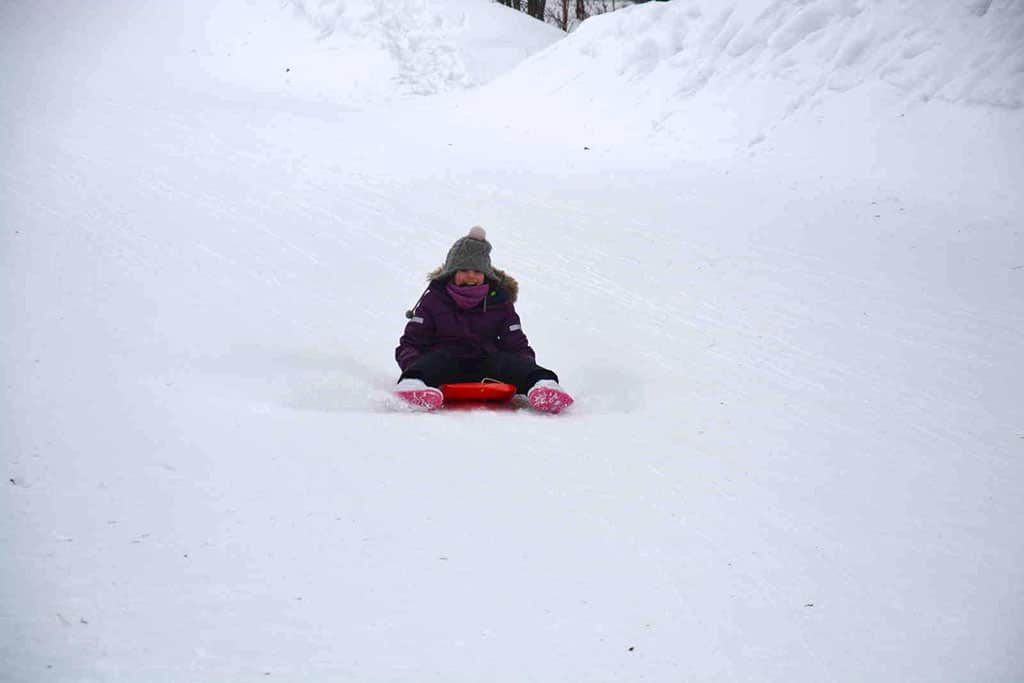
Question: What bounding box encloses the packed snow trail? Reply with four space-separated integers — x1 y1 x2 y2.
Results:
3 1 1023 681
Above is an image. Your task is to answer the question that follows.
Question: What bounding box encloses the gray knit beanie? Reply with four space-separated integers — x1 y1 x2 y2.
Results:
438 226 497 280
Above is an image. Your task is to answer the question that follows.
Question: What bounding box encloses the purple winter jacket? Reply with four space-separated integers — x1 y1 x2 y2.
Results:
395 270 535 371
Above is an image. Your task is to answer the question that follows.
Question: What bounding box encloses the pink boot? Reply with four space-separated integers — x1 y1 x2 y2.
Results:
527 380 574 414
394 378 444 411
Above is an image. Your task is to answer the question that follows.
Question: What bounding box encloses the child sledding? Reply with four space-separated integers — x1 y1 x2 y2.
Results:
394 226 573 413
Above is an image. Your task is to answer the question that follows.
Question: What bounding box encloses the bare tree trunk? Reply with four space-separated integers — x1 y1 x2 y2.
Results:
576 0 586 21
562 0 569 30
527 0 547 20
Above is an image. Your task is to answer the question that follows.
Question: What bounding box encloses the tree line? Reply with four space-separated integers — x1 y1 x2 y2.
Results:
495 0 640 32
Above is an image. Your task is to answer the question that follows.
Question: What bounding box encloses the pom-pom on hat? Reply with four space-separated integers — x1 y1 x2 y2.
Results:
437 226 497 280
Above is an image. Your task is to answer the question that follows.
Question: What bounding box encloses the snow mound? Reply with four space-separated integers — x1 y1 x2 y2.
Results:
473 0 1024 154
0 0 562 107
202 0 563 103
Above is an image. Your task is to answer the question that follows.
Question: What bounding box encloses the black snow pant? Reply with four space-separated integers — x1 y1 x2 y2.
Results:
399 349 558 393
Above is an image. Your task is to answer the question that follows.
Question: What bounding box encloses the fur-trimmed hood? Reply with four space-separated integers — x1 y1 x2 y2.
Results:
427 266 519 303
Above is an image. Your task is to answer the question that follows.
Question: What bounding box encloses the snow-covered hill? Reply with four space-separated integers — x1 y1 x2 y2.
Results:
3 1 1022 681
469 0 1024 153
0 0 561 108
205 0 564 101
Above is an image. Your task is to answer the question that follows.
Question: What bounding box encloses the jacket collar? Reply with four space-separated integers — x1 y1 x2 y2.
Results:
427 267 519 303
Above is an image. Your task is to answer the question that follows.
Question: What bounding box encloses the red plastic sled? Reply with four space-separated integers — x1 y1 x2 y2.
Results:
441 380 517 404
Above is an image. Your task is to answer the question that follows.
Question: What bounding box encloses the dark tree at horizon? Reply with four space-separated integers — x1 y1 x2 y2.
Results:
498 0 633 31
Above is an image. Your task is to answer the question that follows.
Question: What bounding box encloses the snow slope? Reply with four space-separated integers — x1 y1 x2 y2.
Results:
0 0 561 109
3 0 1023 681
206 0 563 101
466 0 1024 155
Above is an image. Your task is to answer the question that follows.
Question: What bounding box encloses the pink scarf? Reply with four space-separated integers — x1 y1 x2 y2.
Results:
446 282 489 309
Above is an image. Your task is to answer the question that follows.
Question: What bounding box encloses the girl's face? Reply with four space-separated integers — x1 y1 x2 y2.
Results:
453 270 485 287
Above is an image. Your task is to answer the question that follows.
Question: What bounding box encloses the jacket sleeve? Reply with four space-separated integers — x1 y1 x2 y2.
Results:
497 305 536 361
395 296 437 371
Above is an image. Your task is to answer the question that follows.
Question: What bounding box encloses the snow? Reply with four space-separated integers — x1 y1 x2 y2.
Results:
2 0 1023 681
